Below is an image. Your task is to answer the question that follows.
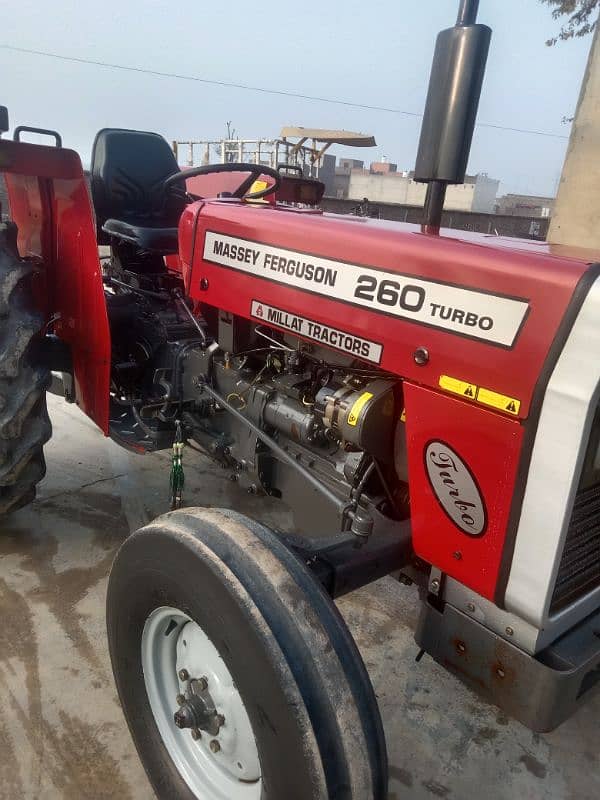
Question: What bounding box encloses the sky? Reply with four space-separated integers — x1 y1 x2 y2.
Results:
0 0 594 197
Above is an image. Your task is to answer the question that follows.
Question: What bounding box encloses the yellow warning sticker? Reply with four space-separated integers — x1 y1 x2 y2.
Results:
439 375 478 400
347 392 373 427
439 375 521 416
477 387 521 415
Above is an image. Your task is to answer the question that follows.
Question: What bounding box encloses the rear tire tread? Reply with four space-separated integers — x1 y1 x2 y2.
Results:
0 221 51 516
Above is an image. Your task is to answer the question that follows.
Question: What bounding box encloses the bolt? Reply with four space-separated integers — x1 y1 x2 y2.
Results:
456 641 466 654
496 666 506 679
466 602 475 613
174 707 194 729
413 346 429 366
209 739 221 753
505 626 514 637
178 669 189 682
453 551 462 560
430 578 440 592
176 694 186 706
191 729 201 741
200 278 209 291
197 676 208 691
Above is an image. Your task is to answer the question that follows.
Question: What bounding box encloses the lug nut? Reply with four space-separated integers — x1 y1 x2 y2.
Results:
174 707 194 729
191 729 201 741
210 739 221 753
178 669 189 681
176 694 186 706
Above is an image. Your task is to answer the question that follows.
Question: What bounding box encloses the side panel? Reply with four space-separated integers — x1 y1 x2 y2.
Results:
404 383 524 600
1 140 110 433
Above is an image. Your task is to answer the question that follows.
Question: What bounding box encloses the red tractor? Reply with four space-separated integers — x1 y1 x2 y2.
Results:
2 3 600 798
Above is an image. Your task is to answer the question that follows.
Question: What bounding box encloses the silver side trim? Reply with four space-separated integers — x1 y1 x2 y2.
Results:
445 577 543 655
505 274 600 642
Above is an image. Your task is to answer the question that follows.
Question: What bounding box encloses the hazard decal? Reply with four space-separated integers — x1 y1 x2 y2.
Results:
250 301 383 364
203 231 529 348
439 374 521 416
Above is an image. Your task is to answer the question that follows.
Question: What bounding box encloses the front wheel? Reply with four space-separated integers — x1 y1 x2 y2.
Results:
107 508 388 800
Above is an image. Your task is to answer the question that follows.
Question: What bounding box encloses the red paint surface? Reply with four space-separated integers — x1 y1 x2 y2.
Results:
404 383 524 599
1 139 110 433
181 200 592 418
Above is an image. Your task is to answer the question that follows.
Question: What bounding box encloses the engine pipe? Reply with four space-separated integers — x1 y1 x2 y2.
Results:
456 0 479 26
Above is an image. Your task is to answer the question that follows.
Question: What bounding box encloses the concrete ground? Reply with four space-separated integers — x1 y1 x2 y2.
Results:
1 396 599 800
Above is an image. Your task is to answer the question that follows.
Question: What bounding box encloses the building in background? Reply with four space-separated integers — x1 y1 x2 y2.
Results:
333 159 500 213
495 193 555 218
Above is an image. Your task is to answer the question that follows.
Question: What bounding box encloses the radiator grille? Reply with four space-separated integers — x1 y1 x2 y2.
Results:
551 483 600 613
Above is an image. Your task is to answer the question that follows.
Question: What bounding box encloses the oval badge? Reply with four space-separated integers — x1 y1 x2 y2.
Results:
424 441 487 536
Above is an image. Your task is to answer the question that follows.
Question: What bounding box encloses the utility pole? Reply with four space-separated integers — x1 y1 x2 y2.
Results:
548 22 600 249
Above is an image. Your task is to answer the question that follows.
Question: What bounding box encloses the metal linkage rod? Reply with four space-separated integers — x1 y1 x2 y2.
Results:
199 381 349 518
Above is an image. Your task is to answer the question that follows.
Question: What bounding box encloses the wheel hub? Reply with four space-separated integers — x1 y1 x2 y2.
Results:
141 606 261 799
173 673 225 737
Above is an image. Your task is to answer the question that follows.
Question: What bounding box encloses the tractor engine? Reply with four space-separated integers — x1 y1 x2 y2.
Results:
182 338 406 535
105 270 407 537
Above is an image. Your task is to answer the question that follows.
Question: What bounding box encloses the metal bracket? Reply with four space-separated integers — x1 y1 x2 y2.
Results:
281 516 412 598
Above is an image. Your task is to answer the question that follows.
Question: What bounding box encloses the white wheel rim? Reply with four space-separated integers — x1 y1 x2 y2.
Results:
141 606 262 799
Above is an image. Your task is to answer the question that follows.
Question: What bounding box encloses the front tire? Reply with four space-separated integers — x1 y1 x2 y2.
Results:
0 221 51 515
107 508 388 800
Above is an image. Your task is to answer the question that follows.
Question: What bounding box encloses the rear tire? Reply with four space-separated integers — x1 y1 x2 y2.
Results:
107 508 388 800
0 221 51 515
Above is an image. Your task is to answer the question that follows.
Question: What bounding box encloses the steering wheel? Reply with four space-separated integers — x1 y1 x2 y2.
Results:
163 162 281 201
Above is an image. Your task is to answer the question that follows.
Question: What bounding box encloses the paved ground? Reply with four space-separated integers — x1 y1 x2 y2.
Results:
1 395 599 800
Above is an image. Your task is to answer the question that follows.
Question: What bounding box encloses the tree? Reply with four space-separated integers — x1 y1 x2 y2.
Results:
542 0 598 45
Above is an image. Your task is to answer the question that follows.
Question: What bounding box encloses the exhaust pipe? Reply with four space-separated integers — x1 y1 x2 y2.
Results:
414 0 491 230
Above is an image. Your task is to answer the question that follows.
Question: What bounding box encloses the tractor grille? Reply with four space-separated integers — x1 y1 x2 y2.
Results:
551 483 600 613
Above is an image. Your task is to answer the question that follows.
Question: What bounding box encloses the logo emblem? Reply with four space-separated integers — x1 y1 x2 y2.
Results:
424 441 486 536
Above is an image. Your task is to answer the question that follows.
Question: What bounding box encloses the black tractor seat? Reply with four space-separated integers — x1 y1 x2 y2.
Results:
101 219 179 254
91 128 185 256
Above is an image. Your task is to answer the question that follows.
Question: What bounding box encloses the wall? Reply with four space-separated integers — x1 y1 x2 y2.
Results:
314 153 336 196
321 196 550 240
472 176 501 213
343 171 498 212
549 25 600 249
496 194 555 218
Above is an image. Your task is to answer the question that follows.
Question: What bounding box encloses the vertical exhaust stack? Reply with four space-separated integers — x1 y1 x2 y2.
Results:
414 0 491 231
